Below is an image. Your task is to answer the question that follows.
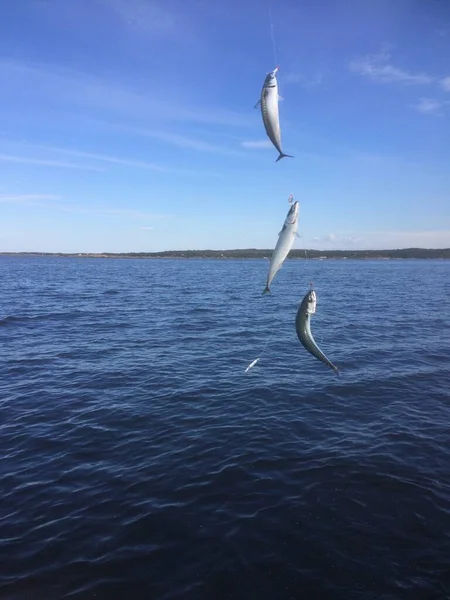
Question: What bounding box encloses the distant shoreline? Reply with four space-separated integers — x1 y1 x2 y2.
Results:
1 249 450 260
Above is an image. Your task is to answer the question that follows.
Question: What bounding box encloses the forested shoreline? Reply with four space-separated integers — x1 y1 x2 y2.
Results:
2 248 450 259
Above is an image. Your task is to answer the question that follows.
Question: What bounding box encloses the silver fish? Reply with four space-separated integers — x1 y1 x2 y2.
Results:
295 288 339 376
255 66 293 163
245 358 260 373
263 199 299 294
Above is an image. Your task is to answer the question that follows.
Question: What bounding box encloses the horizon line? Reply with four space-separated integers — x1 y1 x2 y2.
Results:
1 247 449 255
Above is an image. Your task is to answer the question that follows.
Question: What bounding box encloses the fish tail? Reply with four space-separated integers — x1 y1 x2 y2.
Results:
276 153 294 163
262 285 271 295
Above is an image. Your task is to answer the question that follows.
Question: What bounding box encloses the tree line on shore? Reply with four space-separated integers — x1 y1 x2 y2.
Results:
2 248 450 259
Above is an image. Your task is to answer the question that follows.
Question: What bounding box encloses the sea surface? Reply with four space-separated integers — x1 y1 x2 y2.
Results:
1 256 450 600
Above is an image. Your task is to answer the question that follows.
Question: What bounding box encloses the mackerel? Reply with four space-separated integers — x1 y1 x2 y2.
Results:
255 66 293 163
263 199 299 294
295 288 339 376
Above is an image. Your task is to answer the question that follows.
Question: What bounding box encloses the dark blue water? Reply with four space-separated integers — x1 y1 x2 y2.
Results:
1 257 450 600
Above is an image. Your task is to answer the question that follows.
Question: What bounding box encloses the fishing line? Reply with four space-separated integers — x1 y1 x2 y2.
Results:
268 0 284 105
300 226 318 301
268 1 279 69
266 0 291 159
244 328 276 373
245 194 292 373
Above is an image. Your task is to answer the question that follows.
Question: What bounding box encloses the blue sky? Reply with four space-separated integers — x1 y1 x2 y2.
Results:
1 0 449 252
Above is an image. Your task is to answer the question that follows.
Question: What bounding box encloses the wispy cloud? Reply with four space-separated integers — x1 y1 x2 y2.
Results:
412 98 448 115
0 193 61 204
308 230 450 250
35 145 168 171
0 154 105 171
31 116 247 157
436 27 450 38
0 141 227 176
349 48 450 116
441 77 450 92
349 49 433 85
122 128 246 156
311 233 360 246
100 0 193 40
368 230 450 249
283 71 324 88
0 59 249 128
59 206 171 219
0 190 172 220
241 140 272 149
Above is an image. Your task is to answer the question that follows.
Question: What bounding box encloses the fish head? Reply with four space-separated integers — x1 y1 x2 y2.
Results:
306 289 317 315
264 67 279 87
285 200 299 225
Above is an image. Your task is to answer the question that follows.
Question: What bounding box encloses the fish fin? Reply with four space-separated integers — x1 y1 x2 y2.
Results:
276 153 294 163
278 95 284 101
296 232 302 238
254 99 261 109
333 365 340 377
262 285 271 295
278 224 287 235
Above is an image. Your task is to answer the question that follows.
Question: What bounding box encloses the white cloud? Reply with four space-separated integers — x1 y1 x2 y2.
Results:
283 71 324 88
34 146 168 171
311 233 360 246
0 59 249 128
441 77 450 92
59 206 171 219
0 191 172 220
241 140 272 149
349 49 450 115
436 28 450 38
128 129 246 156
0 194 61 204
349 49 434 85
368 230 450 249
413 98 446 115
0 154 104 171
30 117 247 158
36 0 197 47
308 230 450 250
101 0 192 39
0 141 226 176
